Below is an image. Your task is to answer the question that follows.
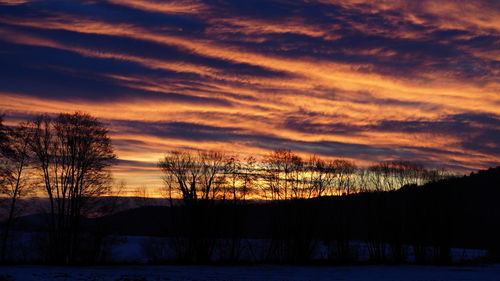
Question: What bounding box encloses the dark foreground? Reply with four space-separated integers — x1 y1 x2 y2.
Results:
1 265 500 281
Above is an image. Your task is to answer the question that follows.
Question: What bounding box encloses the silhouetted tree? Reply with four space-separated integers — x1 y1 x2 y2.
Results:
263 149 297 200
218 155 255 262
325 159 357 263
0 123 34 262
158 150 235 262
262 150 321 263
28 112 116 264
332 159 357 195
304 155 331 197
159 150 234 202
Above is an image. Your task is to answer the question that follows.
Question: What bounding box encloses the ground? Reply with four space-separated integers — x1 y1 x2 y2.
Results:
1 265 500 281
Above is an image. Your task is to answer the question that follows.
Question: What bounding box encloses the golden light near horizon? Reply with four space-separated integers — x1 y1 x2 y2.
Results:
0 0 498 195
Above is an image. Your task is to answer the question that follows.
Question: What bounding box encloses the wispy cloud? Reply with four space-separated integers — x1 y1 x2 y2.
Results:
0 0 498 189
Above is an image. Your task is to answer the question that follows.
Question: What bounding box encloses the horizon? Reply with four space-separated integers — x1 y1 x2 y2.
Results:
1 0 499 193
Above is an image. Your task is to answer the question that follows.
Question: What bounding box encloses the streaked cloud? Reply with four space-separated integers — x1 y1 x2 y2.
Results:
0 0 498 191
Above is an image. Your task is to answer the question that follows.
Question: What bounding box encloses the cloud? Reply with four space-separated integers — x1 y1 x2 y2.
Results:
0 0 499 189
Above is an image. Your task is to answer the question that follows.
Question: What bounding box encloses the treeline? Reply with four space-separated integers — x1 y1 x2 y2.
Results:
1 112 496 265
152 159 500 265
158 149 451 201
154 150 457 264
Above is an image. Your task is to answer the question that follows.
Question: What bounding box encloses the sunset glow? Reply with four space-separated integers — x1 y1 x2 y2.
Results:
1 0 498 194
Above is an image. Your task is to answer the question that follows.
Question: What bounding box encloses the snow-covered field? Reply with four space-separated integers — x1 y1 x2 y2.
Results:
113 236 488 263
3 232 489 264
1 265 500 281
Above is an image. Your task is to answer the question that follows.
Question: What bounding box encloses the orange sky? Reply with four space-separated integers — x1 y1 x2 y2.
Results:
0 0 499 195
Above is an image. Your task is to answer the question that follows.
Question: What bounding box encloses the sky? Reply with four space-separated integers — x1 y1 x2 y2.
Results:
0 0 499 193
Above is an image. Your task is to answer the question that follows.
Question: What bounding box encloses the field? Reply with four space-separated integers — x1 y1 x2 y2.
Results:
1 265 500 281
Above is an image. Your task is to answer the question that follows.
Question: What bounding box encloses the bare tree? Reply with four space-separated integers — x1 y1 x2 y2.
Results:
230 156 257 201
28 112 116 264
304 155 330 197
262 150 326 263
198 150 234 201
262 149 308 200
357 161 435 262
158 149 235 262
0 116 10 194
158 150 235 202
0 123 35 262
217 155 255 262
322 159 357 263
331 159 357 196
